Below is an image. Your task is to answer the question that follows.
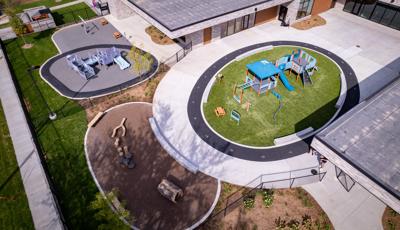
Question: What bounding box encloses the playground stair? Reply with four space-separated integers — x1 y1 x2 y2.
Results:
302 71 313 86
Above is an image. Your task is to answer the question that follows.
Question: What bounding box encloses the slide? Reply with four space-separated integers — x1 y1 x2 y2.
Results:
114 56 131 70
278 71 295 91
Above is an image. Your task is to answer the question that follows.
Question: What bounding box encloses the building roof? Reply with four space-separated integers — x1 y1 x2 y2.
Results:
246 60 281 80
127 0 273 31
316 77 400 200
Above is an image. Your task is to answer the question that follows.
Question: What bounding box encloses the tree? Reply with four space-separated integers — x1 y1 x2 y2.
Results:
142 52 153 74
9 14 30 47
90 189 133 230
128 42 143 75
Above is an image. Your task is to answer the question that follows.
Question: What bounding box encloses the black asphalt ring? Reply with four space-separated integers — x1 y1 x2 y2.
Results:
40 44 158 99
188 41 360 162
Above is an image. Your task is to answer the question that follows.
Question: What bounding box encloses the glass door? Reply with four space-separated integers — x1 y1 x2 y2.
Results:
226 19 235 36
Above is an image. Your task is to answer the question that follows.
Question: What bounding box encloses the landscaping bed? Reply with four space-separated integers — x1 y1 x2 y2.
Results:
203 46 341 147
145 26 175 45
202 183 333 229
292 15 327 30
0 102 34 230
382 206 399 230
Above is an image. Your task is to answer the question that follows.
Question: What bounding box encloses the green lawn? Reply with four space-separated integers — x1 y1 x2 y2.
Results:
51 2 97 26
3 30 101 229
0 102 34 230
13 0 77 13
203 47 341 147
0 23 10 29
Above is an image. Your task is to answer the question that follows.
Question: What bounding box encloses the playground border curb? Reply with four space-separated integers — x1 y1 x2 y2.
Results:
84 102 221 230
39 44 159 100
199 44 349 150
188 41 360 162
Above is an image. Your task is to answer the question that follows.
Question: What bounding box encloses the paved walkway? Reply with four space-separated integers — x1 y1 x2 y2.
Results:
152 8 400 186
303 162 385 230
105 14 182 61
0 47 64 229
49 0 84 11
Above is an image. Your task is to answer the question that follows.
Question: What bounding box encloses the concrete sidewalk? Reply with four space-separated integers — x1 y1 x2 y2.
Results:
303 162 385 230
50 0 84 11
0 47 64 230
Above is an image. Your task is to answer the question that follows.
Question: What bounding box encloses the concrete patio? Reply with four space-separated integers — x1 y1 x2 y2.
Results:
152 8 400 185
105 14 183 61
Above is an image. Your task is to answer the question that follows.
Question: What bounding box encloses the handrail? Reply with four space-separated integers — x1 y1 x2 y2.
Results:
212 170 326 219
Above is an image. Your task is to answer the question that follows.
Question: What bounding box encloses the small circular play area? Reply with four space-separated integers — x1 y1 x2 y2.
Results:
85 103 219 229
188 41 360 161
203 46 340 147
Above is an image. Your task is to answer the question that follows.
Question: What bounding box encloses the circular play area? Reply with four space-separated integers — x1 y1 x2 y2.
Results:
188 41 360 161
203 46 340 147
41 44 158 99
85 103 219 229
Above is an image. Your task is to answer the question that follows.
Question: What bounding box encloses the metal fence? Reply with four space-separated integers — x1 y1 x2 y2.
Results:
209 166 326 220
0 38 69 229
160 41 192 71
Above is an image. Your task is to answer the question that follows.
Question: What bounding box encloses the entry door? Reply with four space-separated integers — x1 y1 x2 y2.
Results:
203 27 212 44
278 6 288 22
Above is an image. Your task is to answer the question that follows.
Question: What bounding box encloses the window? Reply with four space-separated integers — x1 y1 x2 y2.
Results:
390 12 400 29
296 0 315 19
343 0 400 31
381 8 396 25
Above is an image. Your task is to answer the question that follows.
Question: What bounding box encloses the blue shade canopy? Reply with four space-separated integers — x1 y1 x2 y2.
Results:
246 60 281 80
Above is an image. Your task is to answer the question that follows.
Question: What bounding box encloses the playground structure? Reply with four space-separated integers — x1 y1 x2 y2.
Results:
232 59 294 104
66 46 131 80
276 49 317 86
66 54 96 80
230 110 241 125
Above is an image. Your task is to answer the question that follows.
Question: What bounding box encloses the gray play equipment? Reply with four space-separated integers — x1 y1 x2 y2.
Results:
66 54 96 80
66 46 131 80
97 47 130 70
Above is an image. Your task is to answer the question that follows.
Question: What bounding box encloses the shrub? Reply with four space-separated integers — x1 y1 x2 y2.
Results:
261 189 274 208
275 217 286 229
243 195 255 209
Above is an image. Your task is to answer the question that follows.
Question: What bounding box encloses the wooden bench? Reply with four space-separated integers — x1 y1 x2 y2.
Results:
88 111 105 128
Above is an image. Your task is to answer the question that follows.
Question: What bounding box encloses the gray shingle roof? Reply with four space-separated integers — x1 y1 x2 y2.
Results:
317 78 400 199
128 0 273 30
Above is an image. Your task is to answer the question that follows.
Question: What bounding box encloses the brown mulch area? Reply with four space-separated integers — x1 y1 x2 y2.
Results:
86 103 218 230
382 206 399 230
202 183 333 230
145 26 175 45
292 15 327 30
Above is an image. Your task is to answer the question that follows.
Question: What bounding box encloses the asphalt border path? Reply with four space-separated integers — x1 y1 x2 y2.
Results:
188 41 360 162
40 44 158 99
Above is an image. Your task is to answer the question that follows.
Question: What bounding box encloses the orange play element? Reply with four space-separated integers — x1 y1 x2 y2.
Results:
214 107 226 117
113 32 122 39
100 18 108 26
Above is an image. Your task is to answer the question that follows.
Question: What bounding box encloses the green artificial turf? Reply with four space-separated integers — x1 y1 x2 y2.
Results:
13 0 76 13
203 46 341 147
0 102 34 230
51 2 97 26
3 30 100 229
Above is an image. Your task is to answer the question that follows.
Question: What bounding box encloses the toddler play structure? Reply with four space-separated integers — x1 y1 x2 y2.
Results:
232 59 294 104
276 49 317 86
66 46 131 80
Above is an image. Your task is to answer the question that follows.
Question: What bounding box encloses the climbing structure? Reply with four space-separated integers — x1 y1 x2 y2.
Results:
276 49 317 87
